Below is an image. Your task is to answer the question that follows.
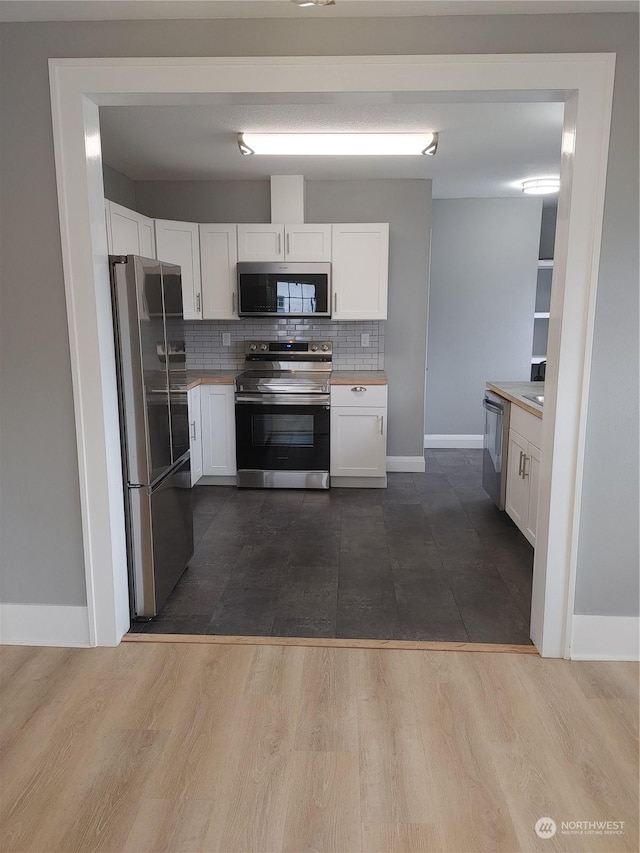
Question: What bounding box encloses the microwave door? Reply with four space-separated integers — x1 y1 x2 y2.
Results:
237 263 331 317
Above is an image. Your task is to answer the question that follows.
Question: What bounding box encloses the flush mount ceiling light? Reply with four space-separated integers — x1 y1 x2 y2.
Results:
522 177 560 195
290 0 336 6
238 132 439 156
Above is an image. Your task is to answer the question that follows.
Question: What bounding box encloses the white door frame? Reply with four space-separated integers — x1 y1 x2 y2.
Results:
49 54 615 655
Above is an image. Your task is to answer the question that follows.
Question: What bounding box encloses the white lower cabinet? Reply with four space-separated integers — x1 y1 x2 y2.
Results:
200 385 237 477
505 405 542 546
187 386 203 486
330 384 388 483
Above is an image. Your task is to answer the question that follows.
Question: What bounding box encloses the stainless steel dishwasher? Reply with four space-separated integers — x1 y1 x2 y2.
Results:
482 391 510 510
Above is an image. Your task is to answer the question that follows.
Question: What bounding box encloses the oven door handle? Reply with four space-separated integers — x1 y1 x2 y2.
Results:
235 393 330 406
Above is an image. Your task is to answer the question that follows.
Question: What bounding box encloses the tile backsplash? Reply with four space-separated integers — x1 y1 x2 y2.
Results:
185 319 384 370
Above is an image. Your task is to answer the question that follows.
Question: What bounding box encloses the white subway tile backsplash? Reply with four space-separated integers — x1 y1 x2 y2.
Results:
184 319 385 370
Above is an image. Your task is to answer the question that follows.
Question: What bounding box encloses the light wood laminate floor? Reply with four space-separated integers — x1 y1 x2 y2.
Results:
1 641 638 853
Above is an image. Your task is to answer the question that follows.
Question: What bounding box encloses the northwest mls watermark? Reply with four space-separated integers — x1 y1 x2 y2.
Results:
535 817 626 839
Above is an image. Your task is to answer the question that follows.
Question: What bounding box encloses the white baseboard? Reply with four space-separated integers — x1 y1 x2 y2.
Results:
424 435 484 449
570 615 640 661
386 456 426 473
0 604 91 647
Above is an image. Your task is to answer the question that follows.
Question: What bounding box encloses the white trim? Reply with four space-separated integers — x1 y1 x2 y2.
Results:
424 435 483 449
48 53 616 655
386 455 426 472
570 615 640 661
0 604 91 648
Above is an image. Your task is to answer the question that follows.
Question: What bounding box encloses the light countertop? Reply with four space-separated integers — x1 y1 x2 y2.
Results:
187 368 388 389
330 370 388 385
186 370 240 389
487 381 544 419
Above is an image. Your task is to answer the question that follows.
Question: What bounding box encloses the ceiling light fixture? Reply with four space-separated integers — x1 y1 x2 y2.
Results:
290 0 336 7
522 177 560 195
238 132 439 156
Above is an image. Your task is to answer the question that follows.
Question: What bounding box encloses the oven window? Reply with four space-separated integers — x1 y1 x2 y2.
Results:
276 280 317 314
252 413 314 447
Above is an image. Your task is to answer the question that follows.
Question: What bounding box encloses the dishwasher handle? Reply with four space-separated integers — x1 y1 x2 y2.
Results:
483 397 505 415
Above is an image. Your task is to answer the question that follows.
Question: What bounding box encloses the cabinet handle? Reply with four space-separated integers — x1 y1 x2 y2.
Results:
286 233 290 255
379 415 384 436
190 421 196 440
232 291 236 313
334 292 338 313
277 233 282 255
196 293 201 313
522 454 529 479
518 450 525 478
352 386 366 393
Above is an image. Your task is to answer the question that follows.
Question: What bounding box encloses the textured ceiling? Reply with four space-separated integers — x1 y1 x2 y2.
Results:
100 99 564 199
1 0 637 21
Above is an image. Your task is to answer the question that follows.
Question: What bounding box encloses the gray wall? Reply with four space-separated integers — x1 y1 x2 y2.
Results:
0 13 637 618
103 164 137 209
136 179 271 223
539 205 557 260
133 177 431 458
307 180 431 458
425 198 542 436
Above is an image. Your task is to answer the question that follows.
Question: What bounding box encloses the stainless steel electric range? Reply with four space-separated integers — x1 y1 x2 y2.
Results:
234 340 332 489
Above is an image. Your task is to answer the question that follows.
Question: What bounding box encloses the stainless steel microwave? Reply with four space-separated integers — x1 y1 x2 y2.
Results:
237 262 331 318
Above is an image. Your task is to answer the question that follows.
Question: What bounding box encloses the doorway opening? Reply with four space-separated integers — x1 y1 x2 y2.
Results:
49 54 615 655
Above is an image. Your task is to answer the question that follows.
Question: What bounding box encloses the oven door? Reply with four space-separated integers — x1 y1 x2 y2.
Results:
235 395 330 488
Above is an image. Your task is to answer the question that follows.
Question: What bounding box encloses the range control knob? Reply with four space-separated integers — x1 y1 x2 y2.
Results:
310 344 318 352
321 344 330 352
260 343 268 351
249 343 257 351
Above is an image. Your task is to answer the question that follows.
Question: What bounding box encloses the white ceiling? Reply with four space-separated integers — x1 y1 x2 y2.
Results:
100 97 565 199
0 0 637 21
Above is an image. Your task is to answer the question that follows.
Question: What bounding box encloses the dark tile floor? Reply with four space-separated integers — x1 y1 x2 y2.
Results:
130 450 534 644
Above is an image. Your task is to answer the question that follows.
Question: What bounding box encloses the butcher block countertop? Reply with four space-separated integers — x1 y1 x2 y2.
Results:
330 370 388 385
187 369 388 389
487 381 544 419
186 370 239 390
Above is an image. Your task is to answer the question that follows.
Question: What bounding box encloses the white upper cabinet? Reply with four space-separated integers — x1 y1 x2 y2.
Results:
154 219 202 320
284 225 332 262
237 224 283 261
331 223 389 320
236 224 332 262
107 200 156 259
199 224 239 320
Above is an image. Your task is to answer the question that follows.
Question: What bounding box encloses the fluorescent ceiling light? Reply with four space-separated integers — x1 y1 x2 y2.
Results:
291 0 336 6
522 177 560 195
238 132 438 156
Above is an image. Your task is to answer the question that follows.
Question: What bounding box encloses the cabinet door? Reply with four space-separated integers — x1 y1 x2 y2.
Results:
330 407 386 477
109 201 143 256
284 224 332 262
331 223 389 320
200 385 237 476
187 387 203 486
137 217 156 259
155 220 201 320
237 224 284 261
199 224 239 320
505 429 529 534
524 442 541 546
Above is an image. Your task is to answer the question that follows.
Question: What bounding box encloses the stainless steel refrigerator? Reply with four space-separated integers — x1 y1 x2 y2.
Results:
110 255 194 619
